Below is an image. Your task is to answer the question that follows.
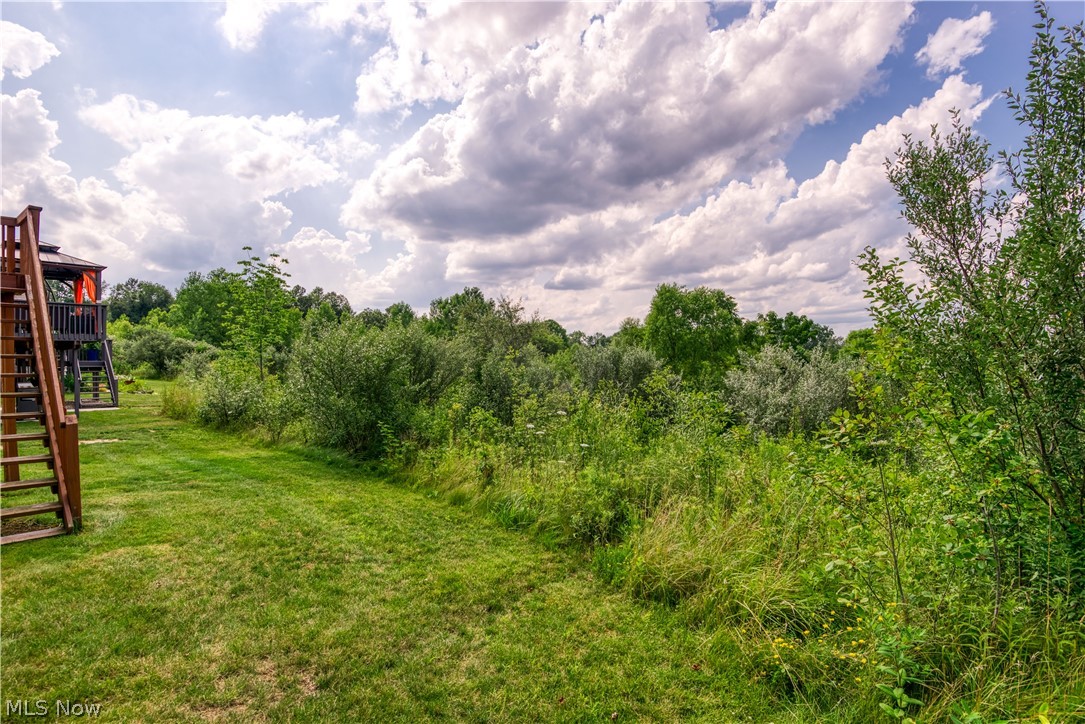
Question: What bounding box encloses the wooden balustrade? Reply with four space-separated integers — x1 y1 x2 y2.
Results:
7 303 106 343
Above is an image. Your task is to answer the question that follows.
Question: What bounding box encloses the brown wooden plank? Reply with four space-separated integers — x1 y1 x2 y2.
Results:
0 501 62 520
0 526 67 544
0 432 49 442
1 411 43 420
0 477 57 491
0 453 52 465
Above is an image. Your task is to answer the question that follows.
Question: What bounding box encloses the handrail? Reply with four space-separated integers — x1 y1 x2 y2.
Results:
16 206 75 530
104 338 119 405
73 349 83 415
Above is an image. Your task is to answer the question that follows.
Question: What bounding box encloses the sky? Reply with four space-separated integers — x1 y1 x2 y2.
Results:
2 1 1081 335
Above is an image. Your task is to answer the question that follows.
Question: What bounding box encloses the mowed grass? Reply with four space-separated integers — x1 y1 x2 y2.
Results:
1 385 801 722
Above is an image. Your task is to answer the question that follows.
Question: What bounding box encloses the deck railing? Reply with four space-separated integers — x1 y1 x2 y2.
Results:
7 303 106 343
48 303 106 343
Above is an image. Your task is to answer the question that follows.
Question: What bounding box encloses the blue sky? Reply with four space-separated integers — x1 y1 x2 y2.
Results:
3 1 1081 334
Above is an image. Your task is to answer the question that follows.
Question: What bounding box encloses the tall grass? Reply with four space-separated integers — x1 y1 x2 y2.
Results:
393 387 1084 721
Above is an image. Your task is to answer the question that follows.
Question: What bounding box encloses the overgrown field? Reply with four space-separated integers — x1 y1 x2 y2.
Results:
1 386 802 722
23 8 1083 722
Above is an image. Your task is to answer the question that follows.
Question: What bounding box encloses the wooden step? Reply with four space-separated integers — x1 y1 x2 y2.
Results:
0 501 62 520
0 453 53 465
1 412 43 420
0 371 37 377
0 526 67 544
0 353 34 359
0 477 57 492
1 390 40 398
0 432 49 442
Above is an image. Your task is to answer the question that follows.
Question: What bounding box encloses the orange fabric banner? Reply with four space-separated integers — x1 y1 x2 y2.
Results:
82 271 97 303
74 277 85 304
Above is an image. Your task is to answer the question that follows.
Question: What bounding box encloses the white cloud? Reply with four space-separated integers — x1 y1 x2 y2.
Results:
916 12 994 79
343 1 914 245
353 1 576 113
305 0 372 36
343 72 991 334
2 88 179 271
0 2 1007 336
216 0 285 51
1 21 60 80
72 94 345 273
271 226 371 296
319 127 380 168
3 86 346 285
329 0 920 327
564 75 990 331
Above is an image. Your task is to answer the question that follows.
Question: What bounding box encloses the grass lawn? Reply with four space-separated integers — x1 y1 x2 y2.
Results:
0 384 803 722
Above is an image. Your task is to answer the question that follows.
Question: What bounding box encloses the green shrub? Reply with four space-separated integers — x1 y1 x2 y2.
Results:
114 326 199 378
257 374 301 442
177 344 220 380
196 358 263 429
292 319 410 456
725 345 854 436
573 344 660 394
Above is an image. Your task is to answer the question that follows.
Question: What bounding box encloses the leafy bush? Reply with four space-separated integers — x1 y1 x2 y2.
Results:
114 326 200 378
573 344 660 394
196 358 264 429
292 319 411 456
177 344 220 380
258 374 302 442
725 345 854 436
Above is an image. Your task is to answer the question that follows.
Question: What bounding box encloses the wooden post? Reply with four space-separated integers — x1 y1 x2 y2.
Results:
2 215 16 274
60 416 80 528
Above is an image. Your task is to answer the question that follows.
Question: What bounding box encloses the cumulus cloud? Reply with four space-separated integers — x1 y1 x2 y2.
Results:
353 1 574 113
352 72 991 334
559 75 990 331
1 20 60 80
72 94 344 273
81 95 340 196
216 0 376 51
2 88 178 269
2 2 1005 336
6 82 347 288
916 12 994 78
343 1 914 244
216 0 285 51
270 226 373 297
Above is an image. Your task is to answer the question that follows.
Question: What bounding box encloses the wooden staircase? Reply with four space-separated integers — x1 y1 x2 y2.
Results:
1 206 81 544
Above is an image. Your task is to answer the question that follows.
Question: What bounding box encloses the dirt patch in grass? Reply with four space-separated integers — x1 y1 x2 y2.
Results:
80 438 123 445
